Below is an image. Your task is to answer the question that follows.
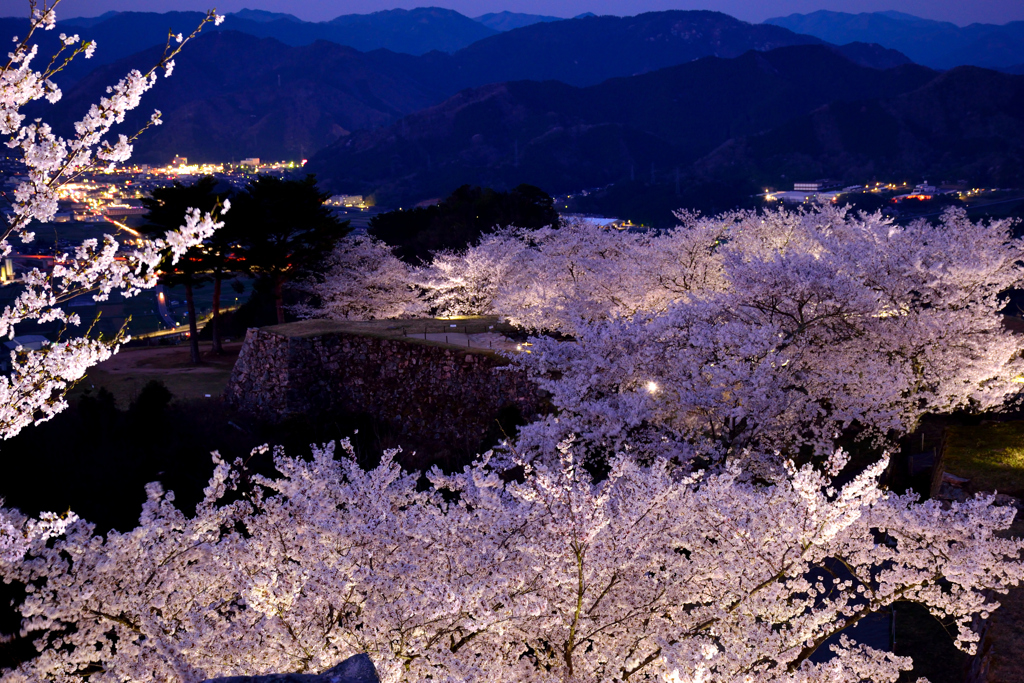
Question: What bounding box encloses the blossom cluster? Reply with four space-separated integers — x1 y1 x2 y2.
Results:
509 208 1024 462
292 235 424 321
3 5 1024 681
2 442 1021 682
0 1 224 439
305 207 1024 462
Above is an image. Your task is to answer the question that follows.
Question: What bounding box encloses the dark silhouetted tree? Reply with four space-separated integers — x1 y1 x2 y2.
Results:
233 175 350 325
140 176 229 364
368 184 559 263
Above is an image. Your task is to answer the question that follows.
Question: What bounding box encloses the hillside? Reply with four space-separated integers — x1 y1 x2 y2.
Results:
45 11 877 164
2 8 827 90
306 45 935 206
231 10 301 23
474 12 564 31
444 11 823 89
0 7 494 89
319 8 496 54
697 66 1024 188
766 11 1024 70
46 32 448 164
345 10 856 95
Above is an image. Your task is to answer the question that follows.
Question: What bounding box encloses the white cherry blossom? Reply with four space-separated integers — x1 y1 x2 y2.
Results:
2 441 1021 682
0 1 225 439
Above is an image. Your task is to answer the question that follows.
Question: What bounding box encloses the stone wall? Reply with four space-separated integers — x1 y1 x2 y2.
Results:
225 326 544 465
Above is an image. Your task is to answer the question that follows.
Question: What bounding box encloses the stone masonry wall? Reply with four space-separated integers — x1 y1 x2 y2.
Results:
225 328 544 462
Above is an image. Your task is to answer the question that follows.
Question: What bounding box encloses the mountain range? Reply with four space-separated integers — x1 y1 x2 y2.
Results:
700 66 1024 189
0 6 497 89
9 6 1024 225
304 45 940 206
46 32 445 164
31 7 1024 74
473 12 565 32
43 11 849 164
766 11 1024 71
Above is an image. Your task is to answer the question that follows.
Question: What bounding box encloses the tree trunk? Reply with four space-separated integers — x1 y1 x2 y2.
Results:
211 271 223 355
185 281 201 365
274 275 285 325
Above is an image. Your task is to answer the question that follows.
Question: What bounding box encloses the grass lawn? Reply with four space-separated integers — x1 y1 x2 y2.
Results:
943 421 1024 496
69 341 242 408
266 315 517 339
935 420 1024 682
264 316 523 356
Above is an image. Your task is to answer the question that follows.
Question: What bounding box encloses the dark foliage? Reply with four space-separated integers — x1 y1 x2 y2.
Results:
198 277 283 339
139 175 227 255
706 67 1024 190
369 184 558 263
573 177 760 229
139 176 231 363
231 175 350 323
837 192 892 214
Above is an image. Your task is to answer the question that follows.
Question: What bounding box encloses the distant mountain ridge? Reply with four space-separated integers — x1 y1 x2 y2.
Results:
432 10 826 89
0 8 825 89
0 6 496 82
698 66 1024 189
44 10 879 166
473 11 564 31
319 7 496 53
305 45 936 206
473 12 599 32
765 10 1024 70
58 10 120 27
45 32 449 164
232 9 301 23
10 6 1018 225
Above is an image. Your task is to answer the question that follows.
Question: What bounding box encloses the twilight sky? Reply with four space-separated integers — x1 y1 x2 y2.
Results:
2 0 1023 26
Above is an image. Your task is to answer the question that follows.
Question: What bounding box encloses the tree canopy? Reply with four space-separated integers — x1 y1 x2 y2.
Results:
368 184 559 263
140 175 229 288
5 5 1024 682
231 174 350 324
140 175 231 363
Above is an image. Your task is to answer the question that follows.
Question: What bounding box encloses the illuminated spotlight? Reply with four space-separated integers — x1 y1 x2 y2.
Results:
645 381 659 394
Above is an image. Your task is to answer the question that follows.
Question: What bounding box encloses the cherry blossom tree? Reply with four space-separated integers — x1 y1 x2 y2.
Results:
416 228 526 318
486 217 728 334
2 440 1022 682
511 207 1024 463
293 235 424 320
0 0 226 440
305 205 1022 463
4 204 1024 679
3 6 1024 681
383 215 727 332
307 214 730 327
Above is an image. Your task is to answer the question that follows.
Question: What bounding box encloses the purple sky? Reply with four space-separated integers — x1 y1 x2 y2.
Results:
3 0 1023 26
